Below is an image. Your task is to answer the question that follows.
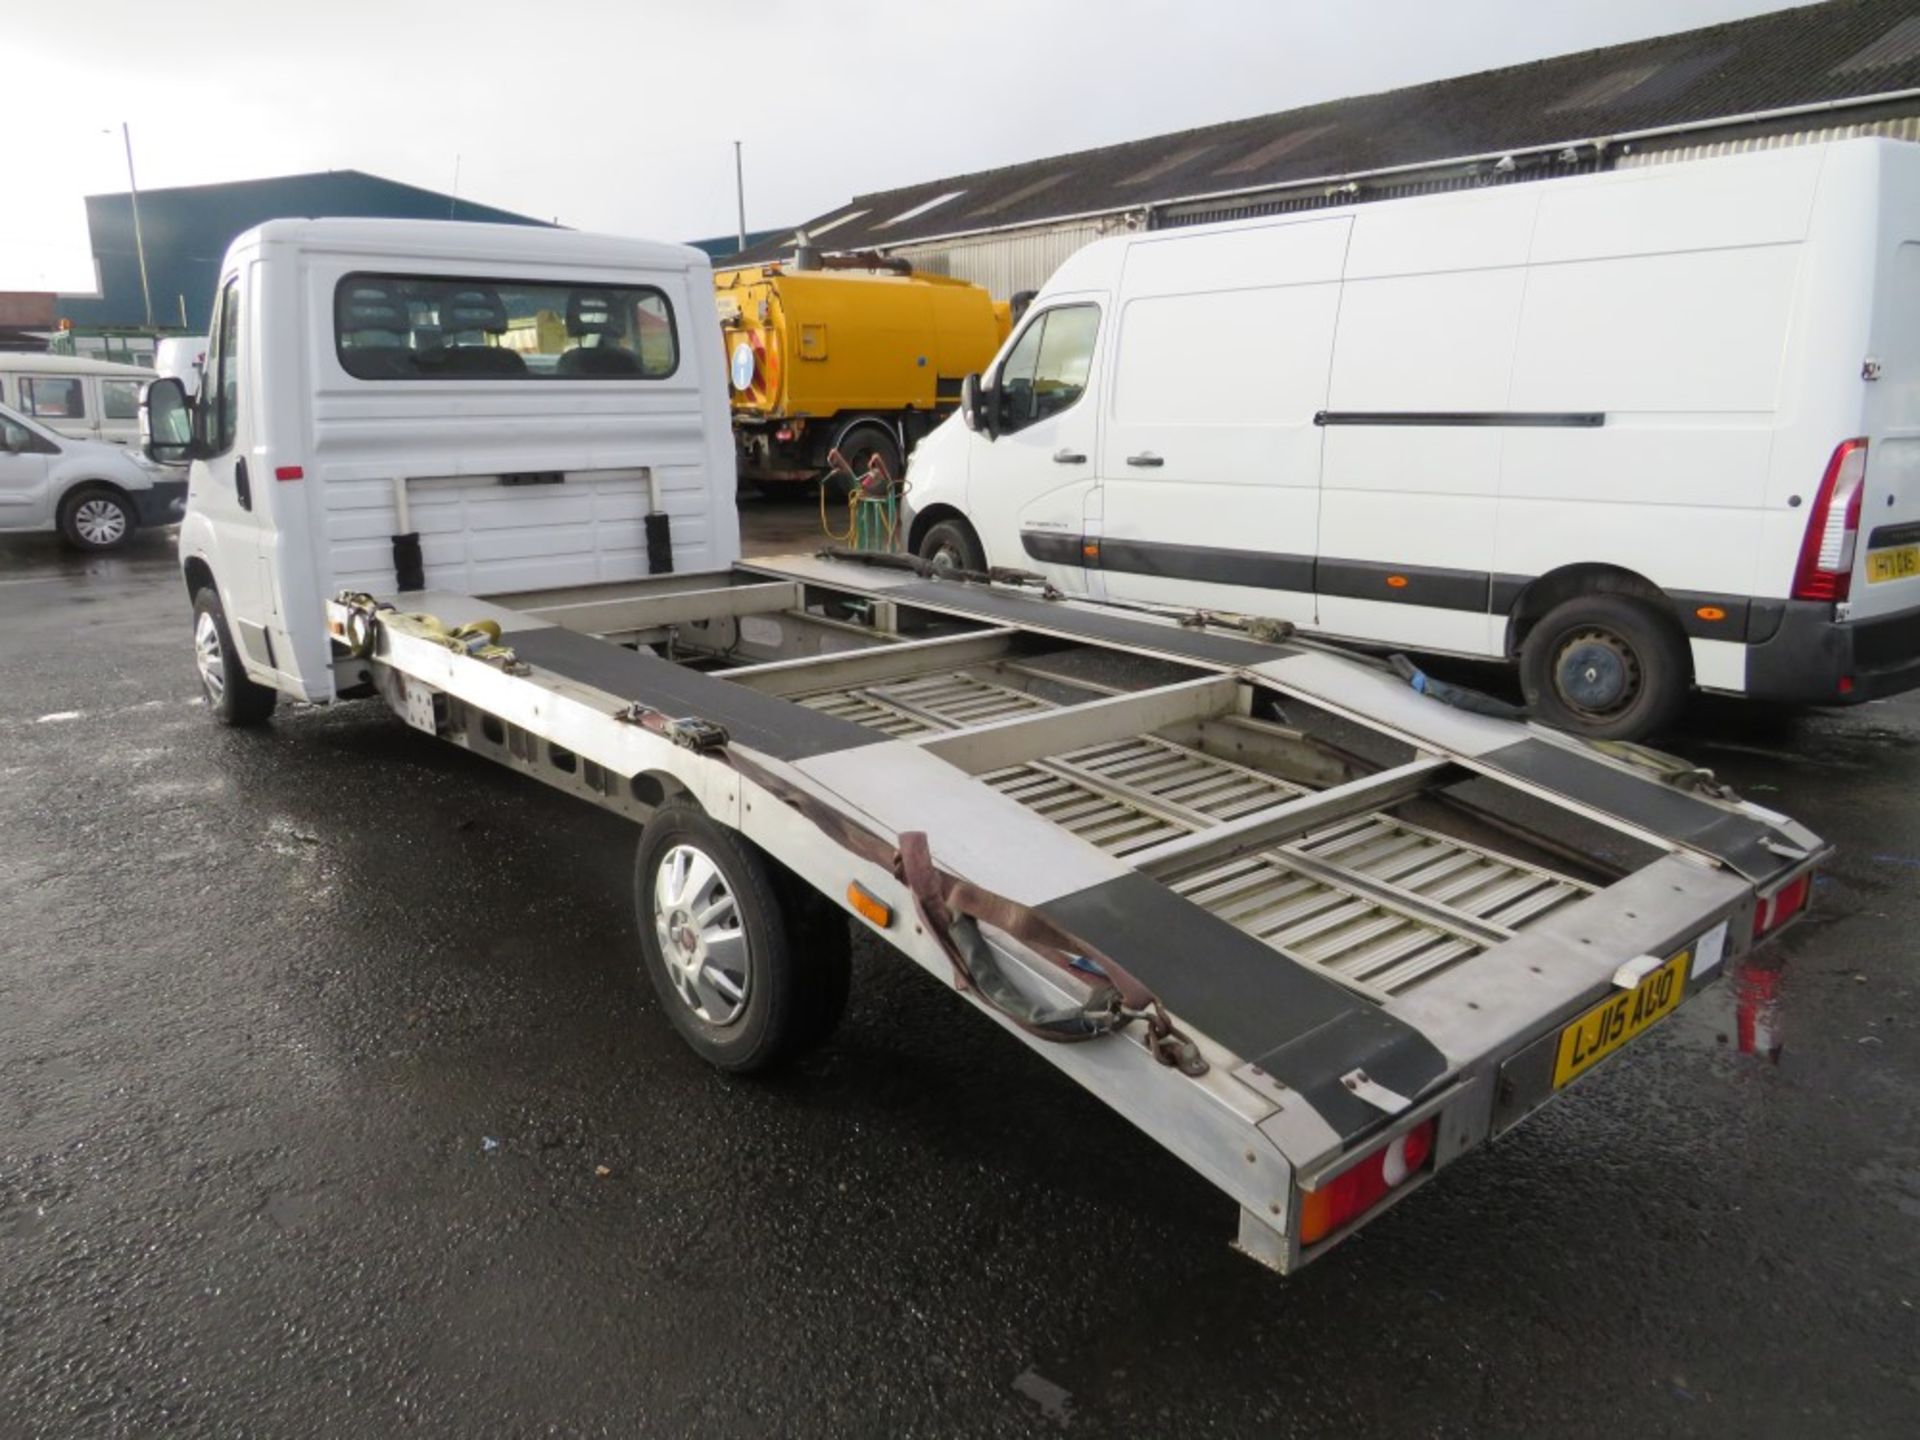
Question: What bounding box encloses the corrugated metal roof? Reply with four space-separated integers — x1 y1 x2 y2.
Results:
741 0 1920 263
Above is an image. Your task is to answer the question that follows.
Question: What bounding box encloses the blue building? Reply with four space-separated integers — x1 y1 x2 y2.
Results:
60 169 551 346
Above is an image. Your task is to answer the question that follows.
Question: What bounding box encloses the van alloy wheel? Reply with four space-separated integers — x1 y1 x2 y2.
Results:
651 842 750 1026
1550 628 1641 718
194 609 227 700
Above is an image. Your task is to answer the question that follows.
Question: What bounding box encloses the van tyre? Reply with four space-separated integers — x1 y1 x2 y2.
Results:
634 799 848 1073
58 485 136 552
191 586 278 726
917 517 986 575
1519 595 1689 741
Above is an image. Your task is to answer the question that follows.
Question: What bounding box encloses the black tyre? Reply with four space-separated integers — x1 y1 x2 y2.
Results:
779 887 856 1052
832 421 903 488
191 586 278 726
57 485 136 552
633 799 847 1072
1519 594 1689 741
916 517 986 575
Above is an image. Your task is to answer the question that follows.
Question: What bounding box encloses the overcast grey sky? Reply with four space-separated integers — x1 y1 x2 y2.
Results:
3 0 1817 291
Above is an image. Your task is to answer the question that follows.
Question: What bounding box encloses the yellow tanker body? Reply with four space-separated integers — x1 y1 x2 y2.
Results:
714 263 1010 484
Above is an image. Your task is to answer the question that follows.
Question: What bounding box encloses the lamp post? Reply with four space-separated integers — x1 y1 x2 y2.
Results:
734 140 747 254
114 122 155 332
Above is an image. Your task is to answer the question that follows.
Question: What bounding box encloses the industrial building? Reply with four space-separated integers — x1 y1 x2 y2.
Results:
52 170 549 363
741 0 1920 296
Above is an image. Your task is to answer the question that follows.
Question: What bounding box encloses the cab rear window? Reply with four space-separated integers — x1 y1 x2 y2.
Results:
334 274 678 381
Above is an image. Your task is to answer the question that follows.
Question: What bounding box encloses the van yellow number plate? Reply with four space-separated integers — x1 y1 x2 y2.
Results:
1553 952 1690 1089
1866 544 1920 584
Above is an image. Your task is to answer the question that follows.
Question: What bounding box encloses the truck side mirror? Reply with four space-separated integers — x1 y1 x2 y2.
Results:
141 377 196 466
960 372 997 441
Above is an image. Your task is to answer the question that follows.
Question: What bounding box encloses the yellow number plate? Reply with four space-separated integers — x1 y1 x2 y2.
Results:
1553 952 1691 1089
1866 544 1920 584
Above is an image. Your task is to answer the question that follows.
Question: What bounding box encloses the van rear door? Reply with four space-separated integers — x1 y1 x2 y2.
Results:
1853 238 1920 616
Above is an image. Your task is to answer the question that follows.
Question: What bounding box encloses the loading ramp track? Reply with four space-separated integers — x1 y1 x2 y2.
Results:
794 665 1591 999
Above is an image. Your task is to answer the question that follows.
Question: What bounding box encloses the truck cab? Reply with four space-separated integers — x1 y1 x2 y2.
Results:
143 218 738 711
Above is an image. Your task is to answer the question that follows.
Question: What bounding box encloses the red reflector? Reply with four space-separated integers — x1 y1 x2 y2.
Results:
274 465 304 482
1753 872 1812 939
1838 676 1855 696
1298 1118 1435 1245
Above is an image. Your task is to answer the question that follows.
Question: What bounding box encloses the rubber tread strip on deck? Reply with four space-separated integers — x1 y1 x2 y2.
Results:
885 579 1301 669
502 626 888 761
1042 872 1449 1142
1479 738 1791 884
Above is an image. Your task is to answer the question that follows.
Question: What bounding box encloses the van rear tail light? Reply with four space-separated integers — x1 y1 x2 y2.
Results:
1791 440 1868 603
1298 1117 1435 1245
1752 871 1812 940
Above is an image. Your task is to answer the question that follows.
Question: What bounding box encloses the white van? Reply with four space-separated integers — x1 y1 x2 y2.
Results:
903 139 1920 739
153 335 208 397
0 353 158 447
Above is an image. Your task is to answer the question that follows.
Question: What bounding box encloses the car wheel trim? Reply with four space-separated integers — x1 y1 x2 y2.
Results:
652 842 750 1026
194 609 226 700
74 497 128 546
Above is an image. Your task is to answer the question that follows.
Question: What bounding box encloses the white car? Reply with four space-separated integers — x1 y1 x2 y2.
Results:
0 400 187 550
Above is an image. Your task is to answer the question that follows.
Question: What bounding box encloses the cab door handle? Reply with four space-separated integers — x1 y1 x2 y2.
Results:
1053 448 1086 464
234 456 253 511
1126 451 1164 468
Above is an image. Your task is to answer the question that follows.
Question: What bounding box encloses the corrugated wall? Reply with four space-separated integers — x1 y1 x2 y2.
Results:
882 217 1136 299
1617 114 1920 166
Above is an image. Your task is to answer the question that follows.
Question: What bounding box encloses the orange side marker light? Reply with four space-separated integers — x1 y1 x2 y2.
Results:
847 881 892 929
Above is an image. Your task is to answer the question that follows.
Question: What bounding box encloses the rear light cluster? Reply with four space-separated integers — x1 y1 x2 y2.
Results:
1792 439 1868 603
1752 871 1812 940
1298 1117 1435 1245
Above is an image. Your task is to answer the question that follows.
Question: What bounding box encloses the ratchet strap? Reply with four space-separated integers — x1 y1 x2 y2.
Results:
618 703 1203 1072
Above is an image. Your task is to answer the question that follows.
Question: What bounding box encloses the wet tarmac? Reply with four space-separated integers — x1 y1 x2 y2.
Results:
2 517 1917 1438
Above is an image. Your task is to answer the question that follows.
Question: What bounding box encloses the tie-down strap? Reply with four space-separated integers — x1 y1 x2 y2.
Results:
619 704 1203 1073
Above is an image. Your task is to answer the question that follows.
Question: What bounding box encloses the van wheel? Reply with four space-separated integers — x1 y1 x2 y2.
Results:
1519 595 1688 741
633 799 847 1073
57 485 135 551
917 517 986 575
191 587 277 726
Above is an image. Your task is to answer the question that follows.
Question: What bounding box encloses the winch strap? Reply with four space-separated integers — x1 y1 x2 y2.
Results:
719 747 1201 1067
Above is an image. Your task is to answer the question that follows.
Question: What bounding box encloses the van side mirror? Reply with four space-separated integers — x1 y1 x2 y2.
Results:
141 377 196 466
960 372 997 441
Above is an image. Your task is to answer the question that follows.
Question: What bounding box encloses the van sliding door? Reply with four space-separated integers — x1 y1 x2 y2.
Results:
1097 219 1348 626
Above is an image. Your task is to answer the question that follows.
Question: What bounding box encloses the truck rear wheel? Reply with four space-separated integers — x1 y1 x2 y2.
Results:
633 799 849 1072
1519 595 1688 741
833 421 903 488
191 586 277 727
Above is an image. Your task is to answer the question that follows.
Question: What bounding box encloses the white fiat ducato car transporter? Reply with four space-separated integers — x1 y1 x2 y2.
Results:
141 218 1826 1273
903 139 1920 740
